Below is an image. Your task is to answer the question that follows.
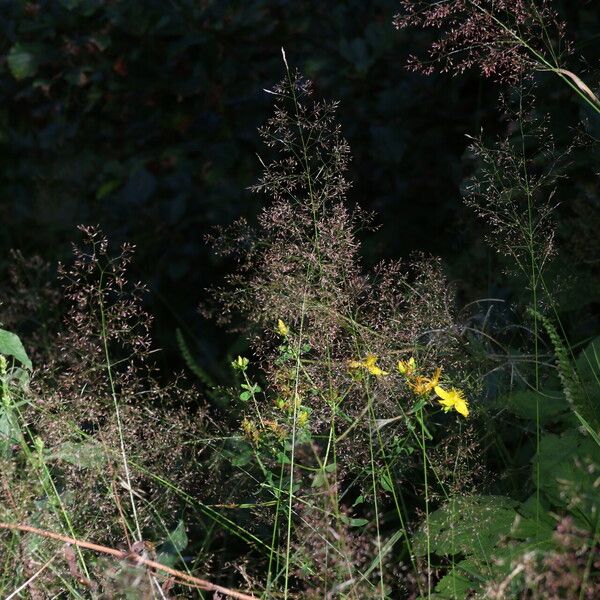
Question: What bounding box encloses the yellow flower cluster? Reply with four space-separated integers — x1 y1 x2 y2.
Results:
241 418 260 444
241 417 290 445
397 356 469 418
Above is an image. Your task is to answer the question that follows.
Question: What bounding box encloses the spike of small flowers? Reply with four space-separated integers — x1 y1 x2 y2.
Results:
277 319 289 337
434 385 469 418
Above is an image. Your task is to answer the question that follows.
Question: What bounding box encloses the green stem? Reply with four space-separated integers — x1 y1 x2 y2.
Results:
418 407 431 599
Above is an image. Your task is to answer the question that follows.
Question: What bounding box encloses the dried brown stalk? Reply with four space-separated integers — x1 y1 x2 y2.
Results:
0 522 260 600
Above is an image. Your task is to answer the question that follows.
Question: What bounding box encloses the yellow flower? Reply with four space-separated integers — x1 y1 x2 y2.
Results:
397 356 416 376
297 411 309 427
277 319 289 337
348 354 388 377
264 419 287 439
409 367 441 395
434 386 469 418
364 354 388 376
232 355 249 371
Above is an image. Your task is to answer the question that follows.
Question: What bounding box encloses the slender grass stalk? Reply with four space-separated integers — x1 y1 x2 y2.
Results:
517 91 542 535
97 269 142 543
280 47 331 599
418 406 431 599
265 459 286 596
366 390 386 598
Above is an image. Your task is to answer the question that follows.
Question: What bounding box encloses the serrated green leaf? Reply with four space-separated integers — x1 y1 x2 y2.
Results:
434 564 476 598
49 439 106 469
413 495 518 559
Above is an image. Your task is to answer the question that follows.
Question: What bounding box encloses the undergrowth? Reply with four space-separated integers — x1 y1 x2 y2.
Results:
1 2 600 598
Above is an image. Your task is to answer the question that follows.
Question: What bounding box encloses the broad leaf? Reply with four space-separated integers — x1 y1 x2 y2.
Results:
0 329 32 369
500 388 571 424
49 439 107 470
537 429 600 521
7 43 41 80
413 495 518 559
156 519 188 567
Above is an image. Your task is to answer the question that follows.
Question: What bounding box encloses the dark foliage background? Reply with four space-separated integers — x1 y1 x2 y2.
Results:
1 0 598 376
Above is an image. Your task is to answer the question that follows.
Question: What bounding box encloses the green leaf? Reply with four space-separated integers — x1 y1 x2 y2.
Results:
231 447 253 467
276 452 291 464
517 493 556 530
434 563 476 598
49 439 106 469
352 494 365 508
380 472 393 492
413 495 518 559
339 513 368 527
575 338 600 414
156 519 188 567
0 410 22 459
311 470 326 488
167 519 188 552
500 388 570 424
0 329 32 369
96 179 122 200
222 440 254 467
573 410 600 449
7 43 41 80
575 336 600 385
537 429 600 519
